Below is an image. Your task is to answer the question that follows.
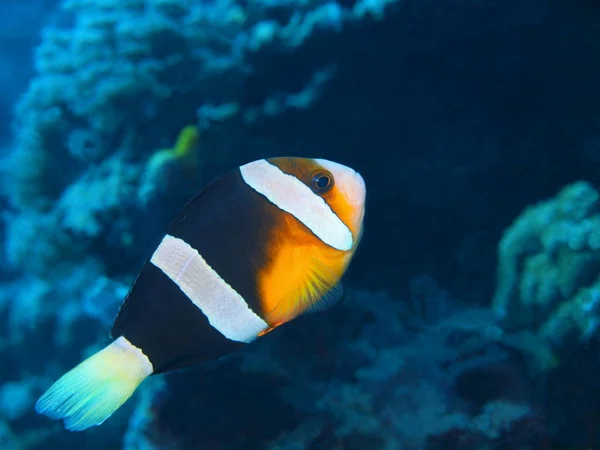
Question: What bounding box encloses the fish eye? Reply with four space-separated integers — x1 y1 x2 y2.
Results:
310 170 334 194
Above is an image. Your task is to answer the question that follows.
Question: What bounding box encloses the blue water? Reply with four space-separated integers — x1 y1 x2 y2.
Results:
1 0 600 448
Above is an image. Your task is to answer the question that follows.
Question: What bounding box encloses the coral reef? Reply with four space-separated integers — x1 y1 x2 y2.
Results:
4 0 372 281
1 0 397 338
122 284 541 449
0 0 402 448
2 0 600 448
113 177 600 448
493 181 600 369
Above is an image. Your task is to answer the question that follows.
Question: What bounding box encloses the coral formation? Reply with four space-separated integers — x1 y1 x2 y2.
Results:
4 0 366 282
113 177 600 448
493 181 600 366
121 285 538 449
1 0 599 448
0 0 403 448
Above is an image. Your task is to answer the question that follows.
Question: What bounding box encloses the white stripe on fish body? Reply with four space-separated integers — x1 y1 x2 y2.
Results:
114 336 154 374
240 159 354 251
150 234 269 342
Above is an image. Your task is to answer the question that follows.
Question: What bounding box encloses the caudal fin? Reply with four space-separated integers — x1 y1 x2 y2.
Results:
35 336 153 431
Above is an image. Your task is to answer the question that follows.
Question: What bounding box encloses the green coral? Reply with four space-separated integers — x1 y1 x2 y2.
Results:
493 181 600 353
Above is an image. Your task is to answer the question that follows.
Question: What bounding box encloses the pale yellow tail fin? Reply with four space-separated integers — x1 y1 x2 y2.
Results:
35 337 153 431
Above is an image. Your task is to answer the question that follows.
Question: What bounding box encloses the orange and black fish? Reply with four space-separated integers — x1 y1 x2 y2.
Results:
35 157 366 431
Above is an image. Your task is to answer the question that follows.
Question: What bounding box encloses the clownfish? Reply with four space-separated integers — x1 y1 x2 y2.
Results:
35 157 366 431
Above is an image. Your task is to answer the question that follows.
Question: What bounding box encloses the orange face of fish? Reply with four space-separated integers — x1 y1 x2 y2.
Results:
239 157 367 328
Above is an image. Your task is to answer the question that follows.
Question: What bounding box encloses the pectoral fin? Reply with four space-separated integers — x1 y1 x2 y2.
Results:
264 256 344 326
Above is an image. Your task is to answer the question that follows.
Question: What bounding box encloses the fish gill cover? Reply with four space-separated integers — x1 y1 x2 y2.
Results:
1 0 600 448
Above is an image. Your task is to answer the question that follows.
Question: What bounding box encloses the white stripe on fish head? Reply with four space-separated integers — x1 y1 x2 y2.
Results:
240 159 353 251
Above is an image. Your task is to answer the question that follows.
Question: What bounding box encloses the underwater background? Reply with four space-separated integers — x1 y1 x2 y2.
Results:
1 0 600 448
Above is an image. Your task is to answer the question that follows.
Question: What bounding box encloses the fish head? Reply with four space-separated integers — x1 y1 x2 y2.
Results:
266 157 366 251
